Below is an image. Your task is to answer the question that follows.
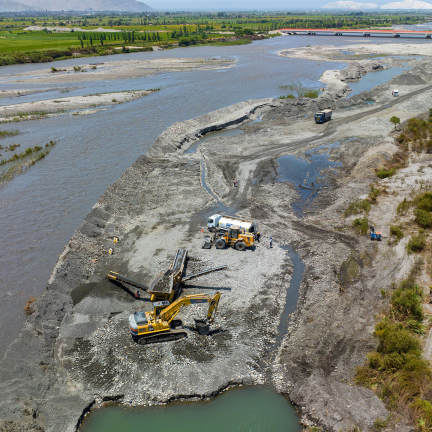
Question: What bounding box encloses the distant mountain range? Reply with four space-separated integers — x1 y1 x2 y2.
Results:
0 0 152 11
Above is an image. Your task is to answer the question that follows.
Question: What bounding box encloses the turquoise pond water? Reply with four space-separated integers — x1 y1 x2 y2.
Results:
80 386 301 432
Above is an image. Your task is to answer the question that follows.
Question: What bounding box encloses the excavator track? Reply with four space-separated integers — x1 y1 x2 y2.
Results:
136 329 187 345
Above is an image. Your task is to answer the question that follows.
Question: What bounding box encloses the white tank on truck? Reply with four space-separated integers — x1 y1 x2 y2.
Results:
207 214 257 233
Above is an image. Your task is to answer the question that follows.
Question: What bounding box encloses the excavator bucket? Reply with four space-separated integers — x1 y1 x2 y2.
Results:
195 319 210 335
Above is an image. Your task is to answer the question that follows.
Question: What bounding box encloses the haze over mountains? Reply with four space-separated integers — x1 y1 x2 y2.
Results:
0 0 151 11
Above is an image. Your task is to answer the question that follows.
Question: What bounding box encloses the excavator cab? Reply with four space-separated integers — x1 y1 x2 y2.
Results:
214 225 254 251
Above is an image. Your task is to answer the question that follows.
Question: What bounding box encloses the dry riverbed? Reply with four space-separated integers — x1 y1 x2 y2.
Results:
2 43 432 432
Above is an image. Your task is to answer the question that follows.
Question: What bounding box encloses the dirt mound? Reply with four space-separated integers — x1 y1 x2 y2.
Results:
391 73 426 86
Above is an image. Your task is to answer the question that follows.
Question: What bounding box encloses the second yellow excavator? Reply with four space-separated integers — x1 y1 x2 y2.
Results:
128 292 221 344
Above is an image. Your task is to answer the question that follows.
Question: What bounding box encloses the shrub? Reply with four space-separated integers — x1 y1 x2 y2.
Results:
390 225 404 242
356 272 431 428
411 398 432 430
369 184 381 202
373 418 388 430
344 199 371 216
279 94 295 99
375 320 420 356
415 192 432 212
407 233 426 253
303 90 319 98
0 130 19 138
415 209 432 229
392 282 423 322
397 198 412 216
376 167 395 179
352 217 368 235
407 319 424 335
390 116 400 129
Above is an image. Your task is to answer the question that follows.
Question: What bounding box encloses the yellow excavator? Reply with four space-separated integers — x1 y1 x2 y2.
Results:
128 292 221 344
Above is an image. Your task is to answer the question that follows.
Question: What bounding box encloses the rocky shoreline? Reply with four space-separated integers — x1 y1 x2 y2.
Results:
2 47 432 432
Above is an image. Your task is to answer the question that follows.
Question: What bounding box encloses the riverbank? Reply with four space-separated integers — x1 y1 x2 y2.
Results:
2 43 432 432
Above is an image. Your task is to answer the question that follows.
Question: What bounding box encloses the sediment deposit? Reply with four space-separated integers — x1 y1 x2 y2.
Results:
2 44 432 432
0 90 156 121
8 57 235 84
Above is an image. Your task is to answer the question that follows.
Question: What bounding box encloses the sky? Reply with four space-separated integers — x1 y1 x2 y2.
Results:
143 0 432 10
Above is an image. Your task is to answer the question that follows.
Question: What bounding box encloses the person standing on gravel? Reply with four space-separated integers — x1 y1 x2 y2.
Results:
269 236 273 249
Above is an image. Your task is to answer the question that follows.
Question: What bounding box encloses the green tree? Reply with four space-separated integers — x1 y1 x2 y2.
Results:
390 116 401 129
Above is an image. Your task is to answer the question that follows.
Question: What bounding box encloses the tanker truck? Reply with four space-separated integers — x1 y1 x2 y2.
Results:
207 214 257 234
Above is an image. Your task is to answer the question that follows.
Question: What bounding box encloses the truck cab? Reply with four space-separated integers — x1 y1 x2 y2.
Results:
314 109 332 124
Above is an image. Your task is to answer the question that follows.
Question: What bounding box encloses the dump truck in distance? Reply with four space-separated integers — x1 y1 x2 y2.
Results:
314 109 332 124
207 214 257 233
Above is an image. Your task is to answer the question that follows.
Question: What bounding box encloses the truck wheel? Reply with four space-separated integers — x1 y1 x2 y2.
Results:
215 239 226 249
235 241 246 251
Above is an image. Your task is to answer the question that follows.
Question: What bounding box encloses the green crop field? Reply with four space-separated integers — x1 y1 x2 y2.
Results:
0 11 429 66
0 31 81 53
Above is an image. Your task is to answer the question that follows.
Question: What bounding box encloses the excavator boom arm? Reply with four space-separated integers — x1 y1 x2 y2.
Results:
207 292 221 323
159 292 221 324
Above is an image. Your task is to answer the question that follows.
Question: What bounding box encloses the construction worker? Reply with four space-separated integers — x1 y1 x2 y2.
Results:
269 236 273 249
256 232 261 243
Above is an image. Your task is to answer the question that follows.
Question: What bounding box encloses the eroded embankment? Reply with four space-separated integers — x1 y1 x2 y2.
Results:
2 49 432 432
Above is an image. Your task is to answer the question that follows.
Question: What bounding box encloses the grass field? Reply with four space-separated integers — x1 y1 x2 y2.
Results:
0 31 81 53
